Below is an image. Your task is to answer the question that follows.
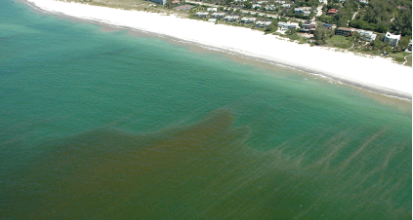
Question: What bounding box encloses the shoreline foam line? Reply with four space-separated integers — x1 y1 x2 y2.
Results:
23 0 412 100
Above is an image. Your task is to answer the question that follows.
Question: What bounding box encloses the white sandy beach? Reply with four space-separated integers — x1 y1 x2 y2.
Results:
26 0 412 99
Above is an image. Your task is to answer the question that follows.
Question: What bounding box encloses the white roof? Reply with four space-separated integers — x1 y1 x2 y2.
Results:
385 32 401 40
241 17 257 21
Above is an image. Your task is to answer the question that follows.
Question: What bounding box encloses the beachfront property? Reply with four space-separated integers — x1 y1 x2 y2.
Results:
224 15 239 22
357 30 377 42
278 22 300 30
148 0 167 5
255 21 272 28
383 32 401 47
208 18 217 22
301 21 316 33
336 27 355 37
195 12 209 18
327 8 338 14
241 17 257 23
211 12 226 18
252 4 261 9
207 7 217 12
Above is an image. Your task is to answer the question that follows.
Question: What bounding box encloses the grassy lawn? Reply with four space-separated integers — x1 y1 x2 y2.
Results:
388 52 411 65
325 35 352 49
403 54 412 67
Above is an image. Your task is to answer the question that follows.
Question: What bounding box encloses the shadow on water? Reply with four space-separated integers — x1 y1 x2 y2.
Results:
1 109 411 219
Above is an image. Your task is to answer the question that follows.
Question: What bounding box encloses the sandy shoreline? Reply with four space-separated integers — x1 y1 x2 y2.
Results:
23 0 412 100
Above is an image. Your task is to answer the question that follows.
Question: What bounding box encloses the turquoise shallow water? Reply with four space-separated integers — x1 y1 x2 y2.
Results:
0 1 412 219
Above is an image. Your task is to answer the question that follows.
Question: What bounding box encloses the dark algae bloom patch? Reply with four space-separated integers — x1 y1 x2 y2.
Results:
2 109 411 219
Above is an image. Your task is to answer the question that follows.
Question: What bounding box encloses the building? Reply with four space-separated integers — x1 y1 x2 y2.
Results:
336 27 354 36
241 17 257 23
323 23 333 30
327 8 338 14
211 12 226 18
319 0 327 3
207 7 218 12
257 0 268 4
224 15 239 22
252 4 261 9
148 0 167 4
357 30 377 42
294 7 311 14
171 0 180 4
265 5 275 10
383 32 401 47
301 21 316 33
359 0 368 3
281 4 291 8
255 21 272 28
278 22 300 30
195 12 209 18
274 0 286 4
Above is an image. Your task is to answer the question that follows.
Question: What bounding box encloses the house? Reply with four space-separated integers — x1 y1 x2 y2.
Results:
241 17 257 23
294 7 311 14
265 5 275 10
257 0 268 4
171 0 180 4
149 0 167 4
195 12 209 18
255 21 272 28
327 8 338 14
319 0 327 3
281 4 291 8
359 0 368 4
301 21 316 33
252 4 261 9
323 23 333 30
357 30 377 42
336 27 355 36
224 15 240 22
207 7 218 12
339 0 345 2
211 12 226 18
274 0 286 4
383 32 401 47
278 22 300 30
208 18 217 22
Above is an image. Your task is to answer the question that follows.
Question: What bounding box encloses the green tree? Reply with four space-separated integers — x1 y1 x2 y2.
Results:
314 23 334 45
399 36 411 51
244 0 252 9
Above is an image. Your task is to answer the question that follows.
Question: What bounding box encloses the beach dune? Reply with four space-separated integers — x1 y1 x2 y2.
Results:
26 0 412 99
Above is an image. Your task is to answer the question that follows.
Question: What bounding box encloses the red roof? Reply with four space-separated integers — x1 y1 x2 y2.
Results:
327 8 338 14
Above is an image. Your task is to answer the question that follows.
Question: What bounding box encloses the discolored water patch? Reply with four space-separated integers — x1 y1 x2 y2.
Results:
1 109 411 219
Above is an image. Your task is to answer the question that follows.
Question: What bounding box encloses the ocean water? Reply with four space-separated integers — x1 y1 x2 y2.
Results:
0 1 411 219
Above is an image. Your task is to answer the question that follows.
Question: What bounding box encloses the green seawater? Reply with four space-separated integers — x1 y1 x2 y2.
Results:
0 1 412 219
